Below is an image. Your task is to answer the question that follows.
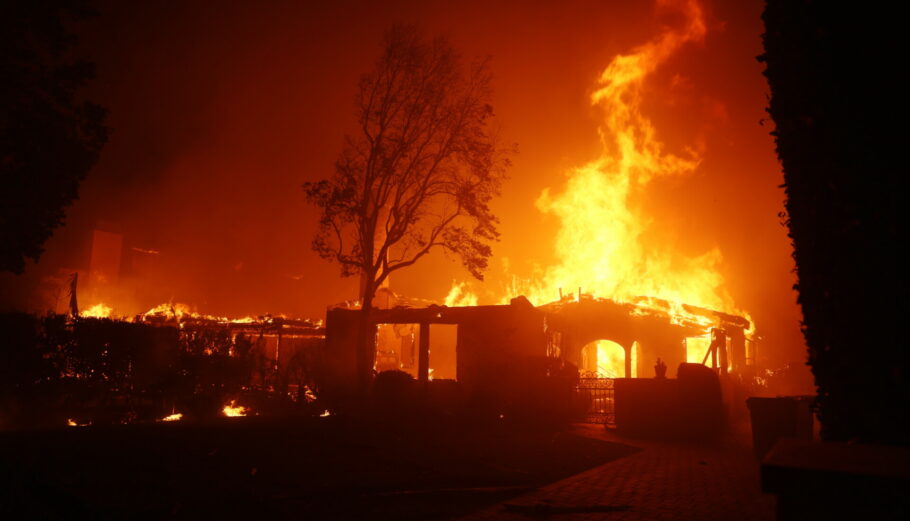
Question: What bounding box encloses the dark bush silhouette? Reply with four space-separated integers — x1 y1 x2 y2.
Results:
0 313 57 426
371 370 418 416
761 2 905 443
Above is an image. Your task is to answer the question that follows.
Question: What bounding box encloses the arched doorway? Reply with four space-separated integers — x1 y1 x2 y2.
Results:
580 339 637 378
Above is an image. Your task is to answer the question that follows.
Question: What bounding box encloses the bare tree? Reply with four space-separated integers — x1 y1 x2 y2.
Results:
304 25 511 391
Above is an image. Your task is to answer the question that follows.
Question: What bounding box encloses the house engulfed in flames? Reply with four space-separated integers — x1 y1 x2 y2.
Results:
323 290 752 409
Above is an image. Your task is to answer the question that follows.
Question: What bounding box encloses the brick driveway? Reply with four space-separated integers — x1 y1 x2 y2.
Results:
456 424 775 521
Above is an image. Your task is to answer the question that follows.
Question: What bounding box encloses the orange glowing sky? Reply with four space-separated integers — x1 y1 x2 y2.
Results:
0 0 805 371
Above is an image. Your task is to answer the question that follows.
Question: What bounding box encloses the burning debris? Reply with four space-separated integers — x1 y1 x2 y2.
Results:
222 400 248 417
80 302 113 319
0 303 327 429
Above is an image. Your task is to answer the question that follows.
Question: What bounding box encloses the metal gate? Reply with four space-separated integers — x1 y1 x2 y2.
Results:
574 376 615 426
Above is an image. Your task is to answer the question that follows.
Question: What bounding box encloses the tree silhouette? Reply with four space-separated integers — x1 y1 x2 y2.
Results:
1 2 108 274
304 25 511 390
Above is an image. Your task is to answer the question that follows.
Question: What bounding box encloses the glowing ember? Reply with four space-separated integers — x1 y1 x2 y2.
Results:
142 302 199 321
139 302 243 323
303 385 317 403
81 303 112 318
160 412 183 422
320 410 331 417
136 302 287 327
222 400 248 417
66 418 77 426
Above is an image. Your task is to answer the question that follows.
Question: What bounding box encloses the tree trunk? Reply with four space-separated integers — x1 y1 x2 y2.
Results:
356 280 376 397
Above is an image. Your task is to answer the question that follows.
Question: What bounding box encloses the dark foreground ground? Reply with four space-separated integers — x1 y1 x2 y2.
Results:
458 424 775 521
0 416 638 520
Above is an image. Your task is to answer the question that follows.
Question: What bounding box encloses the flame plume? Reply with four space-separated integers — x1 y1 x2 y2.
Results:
522 0 739 317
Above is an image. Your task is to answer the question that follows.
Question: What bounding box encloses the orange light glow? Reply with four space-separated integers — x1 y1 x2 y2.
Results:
686 335 710 362
135 302 266 327
142 302 202 321
222 400 248 417
595 340 638 378
160 412 183 422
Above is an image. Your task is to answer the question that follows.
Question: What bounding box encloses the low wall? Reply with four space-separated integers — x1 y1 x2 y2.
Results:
614 363 723 439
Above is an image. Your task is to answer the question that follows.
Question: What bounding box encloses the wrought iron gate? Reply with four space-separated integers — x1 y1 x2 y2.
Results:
574 375 615 426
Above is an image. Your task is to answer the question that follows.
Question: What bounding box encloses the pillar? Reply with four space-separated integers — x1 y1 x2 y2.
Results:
624 344 632 378
418 322 430 382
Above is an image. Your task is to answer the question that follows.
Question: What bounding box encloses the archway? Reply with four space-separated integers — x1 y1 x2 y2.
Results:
580 339 637 378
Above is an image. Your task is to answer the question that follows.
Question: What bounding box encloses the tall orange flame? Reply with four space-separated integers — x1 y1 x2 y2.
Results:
444 1 749 376
518 0 741 318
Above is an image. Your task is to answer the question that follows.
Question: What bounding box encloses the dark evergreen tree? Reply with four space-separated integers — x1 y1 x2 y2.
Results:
761 1 905 444
1 1 108 273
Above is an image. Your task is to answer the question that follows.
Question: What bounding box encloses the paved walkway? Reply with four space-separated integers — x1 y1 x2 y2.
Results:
456 424 775 521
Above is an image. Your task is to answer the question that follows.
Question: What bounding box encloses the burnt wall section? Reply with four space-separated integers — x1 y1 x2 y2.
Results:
323 301 549 409
455 303 548 409
762 2 905 443
322 308 362 405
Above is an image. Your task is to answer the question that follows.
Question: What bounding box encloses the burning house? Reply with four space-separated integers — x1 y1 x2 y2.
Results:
322 288 752 431
543 295 751 378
